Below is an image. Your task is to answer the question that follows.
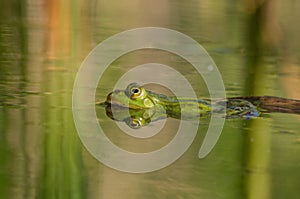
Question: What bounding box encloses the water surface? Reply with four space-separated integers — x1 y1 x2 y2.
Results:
0 1 300 199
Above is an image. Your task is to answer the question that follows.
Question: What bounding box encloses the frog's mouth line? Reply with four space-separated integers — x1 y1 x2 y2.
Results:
96 92 123 107
98 92 147 110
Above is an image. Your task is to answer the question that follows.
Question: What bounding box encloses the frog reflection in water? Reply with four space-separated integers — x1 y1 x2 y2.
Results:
98 83 300 129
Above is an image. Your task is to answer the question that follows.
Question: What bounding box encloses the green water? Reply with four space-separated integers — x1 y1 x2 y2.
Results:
1 0 300 199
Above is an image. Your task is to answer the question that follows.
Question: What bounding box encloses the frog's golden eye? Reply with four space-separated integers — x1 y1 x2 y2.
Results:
130 87 142 99
128 118 142 129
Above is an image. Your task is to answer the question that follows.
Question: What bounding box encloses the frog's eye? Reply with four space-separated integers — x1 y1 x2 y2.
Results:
130 87 142 99
128 118 142 129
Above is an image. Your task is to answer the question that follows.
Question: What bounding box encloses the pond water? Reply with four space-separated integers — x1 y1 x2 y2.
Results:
1 0 300 199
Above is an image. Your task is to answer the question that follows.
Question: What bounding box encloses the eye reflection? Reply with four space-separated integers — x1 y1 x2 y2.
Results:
126 118 142 129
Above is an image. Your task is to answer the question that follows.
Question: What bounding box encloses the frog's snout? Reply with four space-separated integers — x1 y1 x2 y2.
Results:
106 92 112 102
106 91 122 104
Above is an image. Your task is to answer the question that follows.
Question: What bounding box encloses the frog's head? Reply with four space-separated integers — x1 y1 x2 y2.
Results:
106 83 158 109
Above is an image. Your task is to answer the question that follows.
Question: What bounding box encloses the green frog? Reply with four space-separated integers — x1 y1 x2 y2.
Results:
98 83 270 128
